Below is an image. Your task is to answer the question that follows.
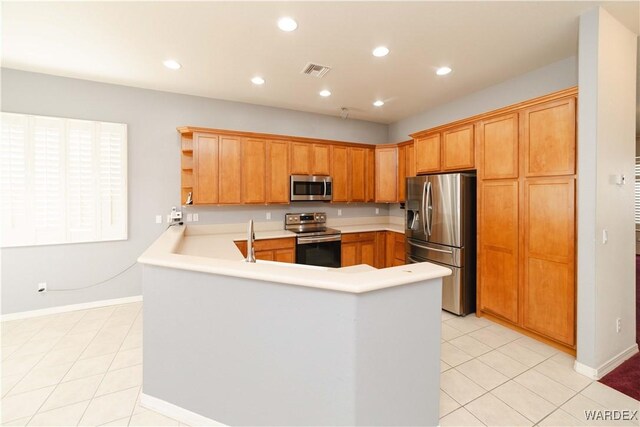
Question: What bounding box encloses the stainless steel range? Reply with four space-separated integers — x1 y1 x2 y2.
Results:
285 212 341 268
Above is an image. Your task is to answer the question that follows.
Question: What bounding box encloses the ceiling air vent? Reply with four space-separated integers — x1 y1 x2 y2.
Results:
301 62 331 78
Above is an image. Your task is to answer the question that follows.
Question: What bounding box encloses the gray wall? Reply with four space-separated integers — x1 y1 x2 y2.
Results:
143 265 441 425
0 68 388 315
388 56 578 143
577 8 638 373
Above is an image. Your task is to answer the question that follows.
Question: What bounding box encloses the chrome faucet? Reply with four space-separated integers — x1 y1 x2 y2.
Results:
246 219 256 263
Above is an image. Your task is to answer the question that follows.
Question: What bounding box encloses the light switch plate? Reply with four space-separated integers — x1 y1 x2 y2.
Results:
193 213 199 222
155 215 162 224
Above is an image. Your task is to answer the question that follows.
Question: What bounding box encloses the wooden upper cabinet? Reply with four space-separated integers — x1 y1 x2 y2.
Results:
397 145 407 202
375 146 398 202
405 143 416 177
266 140 290 203
522 176 575 346
193 133 219 204
522 97 576 177
442 124 474 171
218 136 242 204
415 134 441 173
478 113 519 180
478 180 519 323
290 142 312 174
348 147 367 202
311 144 331 175
242 138 266 204
331 146 348 202
366 148 375 202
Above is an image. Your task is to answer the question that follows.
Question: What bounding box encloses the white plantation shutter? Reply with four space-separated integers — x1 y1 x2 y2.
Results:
98 122 127 240
0 112 127 247
635 156 640 224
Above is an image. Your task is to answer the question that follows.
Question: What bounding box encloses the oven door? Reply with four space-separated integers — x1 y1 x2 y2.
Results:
290 175 332 201
296 235 341 268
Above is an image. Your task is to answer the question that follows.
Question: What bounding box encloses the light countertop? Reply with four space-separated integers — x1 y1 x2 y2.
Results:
138 216 450 294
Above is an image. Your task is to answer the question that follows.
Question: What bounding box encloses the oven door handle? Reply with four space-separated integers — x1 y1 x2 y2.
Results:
297 235 342 244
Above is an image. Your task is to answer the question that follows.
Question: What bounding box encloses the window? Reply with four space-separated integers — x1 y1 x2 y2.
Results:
636 156 640 224
1 112 127 247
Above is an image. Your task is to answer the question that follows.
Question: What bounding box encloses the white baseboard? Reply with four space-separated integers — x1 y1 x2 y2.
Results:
140 393 226 426
1 295 143 322
574 343 639 380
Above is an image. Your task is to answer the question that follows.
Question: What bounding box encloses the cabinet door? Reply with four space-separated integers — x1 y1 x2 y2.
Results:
218 136 242 204
522 97 576 177
385 231 396 268
522 177 575 346
478 180 519 323
478 114 519 179
274 248 295 263
341 242 358 267
397 145 407 202
242 138 266 203
331 146 348 202
349 147 367 202
393 232 405 264
360 240 376 266
442 124 474 171
415 134 441 173
266 140 290 203
366 148 375 202
193 133 219 204
290 142 311 175
311 144 331 175
375 147 398 202
374 231 387 268
406 143 416 177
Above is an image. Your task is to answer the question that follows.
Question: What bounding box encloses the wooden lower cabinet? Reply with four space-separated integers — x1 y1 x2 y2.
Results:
479 176 576 349
234 238 295 263
341 232 376 267
478 180 519 323
522 177 575 347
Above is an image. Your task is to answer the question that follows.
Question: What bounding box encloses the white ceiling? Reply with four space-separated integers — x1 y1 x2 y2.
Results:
2 1 639 124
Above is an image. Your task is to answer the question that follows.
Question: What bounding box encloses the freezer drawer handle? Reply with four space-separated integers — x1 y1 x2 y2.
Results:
407 240 453 254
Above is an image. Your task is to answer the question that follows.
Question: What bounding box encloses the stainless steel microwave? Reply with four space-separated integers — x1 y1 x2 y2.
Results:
290 175 332 202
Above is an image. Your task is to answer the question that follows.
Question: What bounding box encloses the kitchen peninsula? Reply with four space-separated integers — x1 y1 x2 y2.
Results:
138 219 450 426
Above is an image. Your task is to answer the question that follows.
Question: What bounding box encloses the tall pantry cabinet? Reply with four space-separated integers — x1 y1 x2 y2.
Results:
477 95 577 349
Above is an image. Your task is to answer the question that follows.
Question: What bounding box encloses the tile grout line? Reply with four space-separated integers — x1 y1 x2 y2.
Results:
22 305 129 426
442 320 567 426
75 304 142 427
2 311 89 400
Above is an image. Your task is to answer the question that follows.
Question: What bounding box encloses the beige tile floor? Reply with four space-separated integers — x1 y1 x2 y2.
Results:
1 302 638 426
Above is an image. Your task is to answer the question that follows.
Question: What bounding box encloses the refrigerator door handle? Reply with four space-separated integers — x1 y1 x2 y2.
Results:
407 239 454 254
422 180 429 236
426 181 433 236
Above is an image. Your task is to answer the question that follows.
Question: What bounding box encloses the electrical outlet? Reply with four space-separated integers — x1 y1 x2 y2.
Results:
186 213 193 222
338 209 342 216
193 213 199 222
155 215 162 224
266 212 271 220
375 208 379 215
616 317 622 333
166 214 171 223
602 229 608 244
37 282 47 293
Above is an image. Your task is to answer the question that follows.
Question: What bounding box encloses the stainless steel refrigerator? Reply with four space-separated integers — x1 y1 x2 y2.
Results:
405 173 476 315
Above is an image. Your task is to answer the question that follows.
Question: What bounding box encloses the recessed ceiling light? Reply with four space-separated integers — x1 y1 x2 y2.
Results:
373 100 385 107
251 76 265 85
372 46 389 57
319 90 331 97
436 66 452 76
278 17 298 32
163 59 181 70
